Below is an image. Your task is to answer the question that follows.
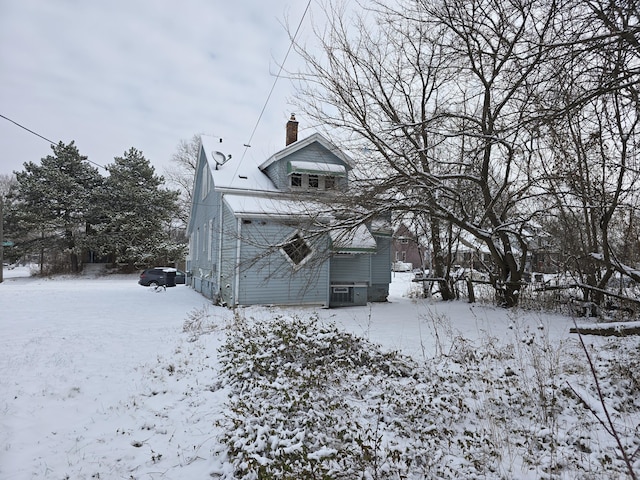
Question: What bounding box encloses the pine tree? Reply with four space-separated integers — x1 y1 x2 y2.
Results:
13 142 102 273
91 148 181 268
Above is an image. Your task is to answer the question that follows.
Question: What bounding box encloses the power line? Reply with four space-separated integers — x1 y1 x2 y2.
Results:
237 0 312 163
0 113 106 170
0 113 57 145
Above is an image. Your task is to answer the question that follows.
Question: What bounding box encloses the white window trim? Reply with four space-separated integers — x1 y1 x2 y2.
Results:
289 173 337 191
279 231 314 269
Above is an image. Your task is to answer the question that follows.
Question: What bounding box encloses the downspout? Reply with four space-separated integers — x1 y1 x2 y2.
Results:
217 194 224 300
234 216 242 306
327 244 331 307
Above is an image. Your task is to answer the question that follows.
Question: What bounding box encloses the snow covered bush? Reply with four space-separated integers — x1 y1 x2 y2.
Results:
214 312 639 479
217 314 522 478
217 313 418 479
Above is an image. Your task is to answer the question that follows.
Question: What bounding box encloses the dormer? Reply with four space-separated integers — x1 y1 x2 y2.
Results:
259 117 354 193
287 158 347 192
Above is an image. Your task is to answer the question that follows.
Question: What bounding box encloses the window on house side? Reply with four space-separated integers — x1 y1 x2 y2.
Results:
201 170 209 200
208 219 213 260
324 176 336 189
282 233 312 265
290 173 302 187
308 174 319 189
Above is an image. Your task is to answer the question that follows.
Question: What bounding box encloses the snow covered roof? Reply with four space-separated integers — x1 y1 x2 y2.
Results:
456 230 491 254
222 193 325 219
288 160 347 176
223 193 382 254
200 135 277 192
330 224 377 253
370 218 393 236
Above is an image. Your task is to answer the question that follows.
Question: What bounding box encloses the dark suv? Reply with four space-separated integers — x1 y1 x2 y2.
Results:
138 267 186 287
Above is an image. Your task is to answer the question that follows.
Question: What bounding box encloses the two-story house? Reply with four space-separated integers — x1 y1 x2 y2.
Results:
186 116 392 308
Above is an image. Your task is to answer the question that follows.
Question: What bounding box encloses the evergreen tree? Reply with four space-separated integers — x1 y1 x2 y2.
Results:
91 148 181 268
13 142 102 273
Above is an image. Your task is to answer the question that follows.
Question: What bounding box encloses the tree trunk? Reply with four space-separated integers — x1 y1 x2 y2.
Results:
430 218 455 300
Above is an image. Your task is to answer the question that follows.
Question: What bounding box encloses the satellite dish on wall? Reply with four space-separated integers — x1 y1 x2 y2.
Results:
212 151 231 169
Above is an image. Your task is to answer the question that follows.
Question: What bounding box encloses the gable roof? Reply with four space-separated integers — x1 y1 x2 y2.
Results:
258 132 355 172
199 135 277 193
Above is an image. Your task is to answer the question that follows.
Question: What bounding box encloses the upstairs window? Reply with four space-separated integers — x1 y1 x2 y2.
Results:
324 176 336 190
287 161 346 191
282 233 312 265
201 169 210 200
290 173 302 187
289 173 340 191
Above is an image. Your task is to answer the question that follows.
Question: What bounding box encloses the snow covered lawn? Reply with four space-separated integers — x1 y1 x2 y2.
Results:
1 269 638 478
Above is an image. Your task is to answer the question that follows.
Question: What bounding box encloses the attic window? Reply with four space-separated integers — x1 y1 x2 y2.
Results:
291 173 302 187
289 173 337 191
308 174 319 189
324 176 336 189
282 233 312 265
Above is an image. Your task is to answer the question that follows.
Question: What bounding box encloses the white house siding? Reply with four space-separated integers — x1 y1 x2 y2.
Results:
329 254 370 307
264 143 349 191
262 162 287 190
218 200 239 306
369 234 392 302
188 161 220 299
330 254 371 284
291 142 346 167
235 220 329 306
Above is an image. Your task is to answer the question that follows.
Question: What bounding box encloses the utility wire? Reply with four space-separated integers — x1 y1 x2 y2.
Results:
0 113 106 170
237 0 312 165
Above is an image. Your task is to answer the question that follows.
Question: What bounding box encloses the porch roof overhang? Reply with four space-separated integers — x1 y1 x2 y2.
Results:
330 224 377 254
223 193 326 219
287 160 347 177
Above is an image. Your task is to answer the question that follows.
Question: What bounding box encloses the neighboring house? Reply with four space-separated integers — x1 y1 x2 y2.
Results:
452 227 558 275
186 116 392 308
523 227 558 274
451 232 492 271
392 223 427 271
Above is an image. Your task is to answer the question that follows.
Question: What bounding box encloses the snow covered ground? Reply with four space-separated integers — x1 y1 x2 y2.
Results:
0 267 638 478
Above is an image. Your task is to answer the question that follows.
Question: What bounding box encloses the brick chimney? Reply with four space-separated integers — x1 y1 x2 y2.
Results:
285 113 298 146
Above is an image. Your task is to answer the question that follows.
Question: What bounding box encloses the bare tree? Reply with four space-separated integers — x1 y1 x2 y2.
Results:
165 134 201 228
0 174 16 198
534 0 640 311
291 0 562 306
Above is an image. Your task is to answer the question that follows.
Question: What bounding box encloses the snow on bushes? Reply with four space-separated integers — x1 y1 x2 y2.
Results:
214 313 640 479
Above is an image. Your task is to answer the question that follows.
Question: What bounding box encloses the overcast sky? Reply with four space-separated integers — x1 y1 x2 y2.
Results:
0 0 320 179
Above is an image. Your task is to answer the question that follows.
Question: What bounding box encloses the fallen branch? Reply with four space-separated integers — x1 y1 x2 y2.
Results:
570 323 640 336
